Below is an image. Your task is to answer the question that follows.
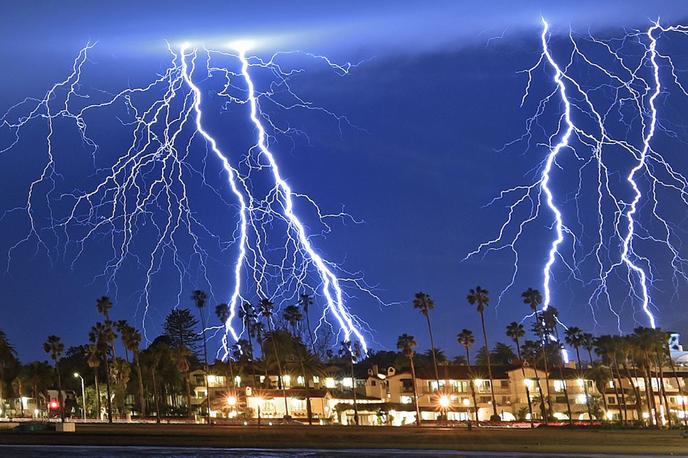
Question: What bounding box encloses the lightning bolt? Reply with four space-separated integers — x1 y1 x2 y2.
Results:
467 18 688 332
0 40 376 356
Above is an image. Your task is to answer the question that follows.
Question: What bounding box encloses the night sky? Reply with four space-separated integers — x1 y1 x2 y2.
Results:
2 1 688 361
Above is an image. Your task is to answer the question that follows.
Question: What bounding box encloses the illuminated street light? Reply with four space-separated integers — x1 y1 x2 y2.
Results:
439 395 450 409
227 395 237 407
73 373 86 420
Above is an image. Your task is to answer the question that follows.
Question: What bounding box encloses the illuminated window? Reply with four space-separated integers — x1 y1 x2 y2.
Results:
554 380 566 392
325 377 336 389
342 377 353 388
400 396 413 404
297 376 305 386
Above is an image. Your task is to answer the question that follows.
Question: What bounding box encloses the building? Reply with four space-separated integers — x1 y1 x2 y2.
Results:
187 354 688 425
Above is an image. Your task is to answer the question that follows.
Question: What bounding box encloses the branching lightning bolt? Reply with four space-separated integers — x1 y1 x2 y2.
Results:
467 18 688 332
0 39 378 357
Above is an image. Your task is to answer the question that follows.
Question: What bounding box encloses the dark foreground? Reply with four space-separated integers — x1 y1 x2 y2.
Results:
0 424 687 456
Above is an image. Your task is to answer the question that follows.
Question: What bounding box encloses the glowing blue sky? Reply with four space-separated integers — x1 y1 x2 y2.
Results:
2 1 687 360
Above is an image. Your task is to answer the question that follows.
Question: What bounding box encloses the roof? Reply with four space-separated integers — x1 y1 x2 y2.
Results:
402 365 512 380
252 388 330 399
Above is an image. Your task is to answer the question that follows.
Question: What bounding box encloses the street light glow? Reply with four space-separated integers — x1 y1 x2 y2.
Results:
439 395 450 409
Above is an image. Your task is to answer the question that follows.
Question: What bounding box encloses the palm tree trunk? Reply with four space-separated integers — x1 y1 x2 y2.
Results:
184 372 192 419
557 363 573 423
104 355 113 423
94 370 101 420
514 339 534 428
622 362 642 421
642 360 658 427
305 312 316 355
134 351 146 417
151 365 160 424
552 329 572 424
424 314 441 393
532 366 546 423
245 321 258 388
298 358 312 425
409 355 421 426
655 352 671 427
465 348 480 424
350 358 359 425
198 311 211 425
575 347 593 422
610 359 625 424
534 311 553 420
479 311 498 419
55 363 64 422
267 326 289 417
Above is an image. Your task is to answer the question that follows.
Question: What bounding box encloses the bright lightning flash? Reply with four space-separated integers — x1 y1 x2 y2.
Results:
467 18 688 333
0 40 379 357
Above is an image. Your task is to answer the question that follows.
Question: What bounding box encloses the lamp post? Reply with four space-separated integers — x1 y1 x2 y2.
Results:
255 396 263 428
462 397 473 429
439 394 450 426
74 373 86 420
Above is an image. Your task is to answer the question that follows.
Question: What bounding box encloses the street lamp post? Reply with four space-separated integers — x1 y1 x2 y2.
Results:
439 394 450 426
255 397 263 428
74 373 86 420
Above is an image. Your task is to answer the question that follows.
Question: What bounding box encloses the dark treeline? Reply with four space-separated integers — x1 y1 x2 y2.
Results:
394 287 683 427
0 286 682 427
0 292 360 423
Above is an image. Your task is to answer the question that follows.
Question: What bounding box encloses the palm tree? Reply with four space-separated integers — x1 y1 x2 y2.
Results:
506 321 534 427
564 326 593 421
457 329 479 424
43 335 65 422
522 287 553 419
594 335 626 424
651 329 671 428
89 321 116 423
96 297 118 363
522 339 547 423
236 302 257 387
214 303 236 389
259 298 289 417
340 340 361 425
143 338 171 423
467 286 499 420
121 324 146 417
86 344 101 419
412 292 441 394
581 333 595 364
631 327 661 426
192 289 211 424
397 334 421 426
587 362 611 418
282 304 303 336
617 335 643 421
23 361 53 413
96 296 113 320
174 345 193 416
282 304 315 424
541 307 572 424
299 293 316 354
